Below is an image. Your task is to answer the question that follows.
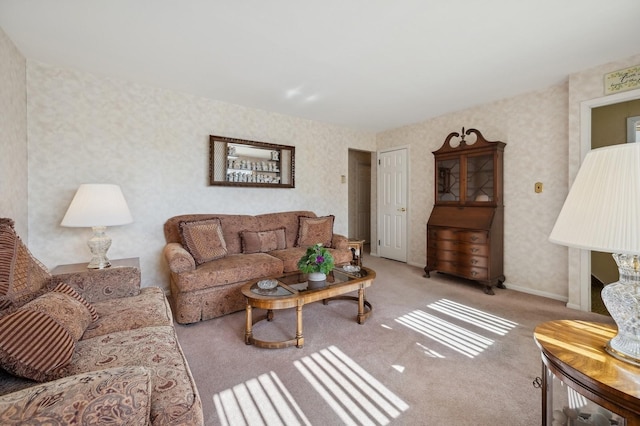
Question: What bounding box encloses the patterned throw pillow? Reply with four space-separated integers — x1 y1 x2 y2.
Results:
0 218 52 311
179 218 228 265
0 290 93 381
51 282 99 322
296 215 335 247
241 228 287 254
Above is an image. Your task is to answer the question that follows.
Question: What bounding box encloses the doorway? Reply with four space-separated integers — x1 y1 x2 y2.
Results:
579 88 640 312
589 99 640 315
348 149 372 246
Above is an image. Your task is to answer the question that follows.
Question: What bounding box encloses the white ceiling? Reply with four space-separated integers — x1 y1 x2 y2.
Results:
1 1 639 132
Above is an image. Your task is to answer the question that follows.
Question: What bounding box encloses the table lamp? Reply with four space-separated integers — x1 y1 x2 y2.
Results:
61 184 133 269
549 143 640 366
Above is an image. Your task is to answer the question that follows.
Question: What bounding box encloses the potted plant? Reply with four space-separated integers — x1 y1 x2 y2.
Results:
298 243 335 283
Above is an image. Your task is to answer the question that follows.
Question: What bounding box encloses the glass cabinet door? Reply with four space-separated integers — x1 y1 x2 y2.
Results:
544 367 626 426
437 158 460 202
466 154 494 202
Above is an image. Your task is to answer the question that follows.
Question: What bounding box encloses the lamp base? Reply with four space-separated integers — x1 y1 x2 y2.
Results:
605 341 640 367
87 226 112 269
601 253 640 366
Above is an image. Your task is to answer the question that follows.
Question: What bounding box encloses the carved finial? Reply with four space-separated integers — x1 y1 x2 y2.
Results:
459 127 467 146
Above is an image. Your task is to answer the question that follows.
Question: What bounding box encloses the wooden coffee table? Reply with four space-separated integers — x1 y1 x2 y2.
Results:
242 266 376 349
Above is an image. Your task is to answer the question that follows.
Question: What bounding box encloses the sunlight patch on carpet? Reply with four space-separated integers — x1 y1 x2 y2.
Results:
294 345 409 425
416 342 445 358
427 299 518 335
396 310 494 358
213 371 311 426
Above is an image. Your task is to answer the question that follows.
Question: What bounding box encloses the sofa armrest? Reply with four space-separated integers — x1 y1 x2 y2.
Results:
163 243 196 274
0 367 152 425
332 234 349 250
50 260 141 304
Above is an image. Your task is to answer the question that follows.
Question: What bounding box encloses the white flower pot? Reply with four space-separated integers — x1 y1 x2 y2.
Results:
308 272 326 282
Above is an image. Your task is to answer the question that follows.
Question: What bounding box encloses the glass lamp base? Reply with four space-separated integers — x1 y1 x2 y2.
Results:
601 254 640 366
87 226 112 269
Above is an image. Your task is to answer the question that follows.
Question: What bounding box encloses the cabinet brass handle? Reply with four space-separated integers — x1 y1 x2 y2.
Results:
471 248 479 253
470 259 478 265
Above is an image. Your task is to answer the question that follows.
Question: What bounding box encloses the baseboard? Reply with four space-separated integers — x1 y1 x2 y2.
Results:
376 259 571 305
504 283 569 304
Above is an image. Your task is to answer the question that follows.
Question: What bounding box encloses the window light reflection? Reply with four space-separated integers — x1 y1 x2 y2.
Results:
294 345 409 425
213 371 311 426
396 310 494 358
427 299 518 335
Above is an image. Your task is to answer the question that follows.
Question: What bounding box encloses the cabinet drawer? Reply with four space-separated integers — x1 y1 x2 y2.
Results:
436 260 458 275
460 266 488 280
429 228 488 244
457 255 488 268
458 243 488 256
458 231 488 244
437 250 458 262
436 240 458 251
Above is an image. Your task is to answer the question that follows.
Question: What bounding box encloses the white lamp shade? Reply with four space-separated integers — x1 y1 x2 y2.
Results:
549 143 640 254
61 184 133 227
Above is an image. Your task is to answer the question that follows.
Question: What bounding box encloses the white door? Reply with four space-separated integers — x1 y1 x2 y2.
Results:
377 148 408 262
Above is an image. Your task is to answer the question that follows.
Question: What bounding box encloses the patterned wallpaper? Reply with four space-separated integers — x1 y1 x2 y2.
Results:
26 62 377 289
377 84 569 300
0 27 28 238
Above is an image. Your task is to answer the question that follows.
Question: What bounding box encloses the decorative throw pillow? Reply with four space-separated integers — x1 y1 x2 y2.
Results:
296 215 335 247
51 282 99 322
0 218 52 311
0 290 93 381
241 228 287 254
179 218 228 265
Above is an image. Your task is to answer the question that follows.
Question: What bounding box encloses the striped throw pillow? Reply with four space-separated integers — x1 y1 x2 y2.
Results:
0 290 93 381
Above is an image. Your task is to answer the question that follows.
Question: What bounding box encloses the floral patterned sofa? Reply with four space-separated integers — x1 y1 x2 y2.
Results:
163 211 353 324
0 218 203 425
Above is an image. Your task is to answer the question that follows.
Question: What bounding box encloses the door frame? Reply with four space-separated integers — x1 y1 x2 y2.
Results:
576 88 640 311
376 145 410 262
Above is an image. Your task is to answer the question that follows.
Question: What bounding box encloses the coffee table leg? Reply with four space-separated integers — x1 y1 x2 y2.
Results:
295 303 304 348
357 288 365 324
245 304 253 345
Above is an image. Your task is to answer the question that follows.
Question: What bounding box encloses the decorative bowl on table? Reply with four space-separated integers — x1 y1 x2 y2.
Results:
342 265 360 273
257 279 278 290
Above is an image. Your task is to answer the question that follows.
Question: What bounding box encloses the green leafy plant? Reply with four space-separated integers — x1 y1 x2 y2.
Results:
297 243 335 274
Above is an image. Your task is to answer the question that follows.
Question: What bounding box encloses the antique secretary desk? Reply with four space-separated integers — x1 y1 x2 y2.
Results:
425 128 506 294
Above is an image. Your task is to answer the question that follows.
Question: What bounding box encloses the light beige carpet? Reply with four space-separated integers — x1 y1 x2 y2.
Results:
175 255 613 425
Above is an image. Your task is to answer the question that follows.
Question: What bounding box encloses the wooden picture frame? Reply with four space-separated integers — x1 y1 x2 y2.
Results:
209 135 295 188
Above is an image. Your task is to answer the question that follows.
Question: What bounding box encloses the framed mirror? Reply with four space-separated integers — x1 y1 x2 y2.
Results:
209 135 295 188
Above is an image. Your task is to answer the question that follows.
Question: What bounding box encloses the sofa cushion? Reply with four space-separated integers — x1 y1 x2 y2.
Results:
53 326 202 425
0 218 52 312
241 228 287 254
0 366 152 425
296 215 335 247
0 289 94 381
174 253 283 293
83 287 172 339
179 218 228 265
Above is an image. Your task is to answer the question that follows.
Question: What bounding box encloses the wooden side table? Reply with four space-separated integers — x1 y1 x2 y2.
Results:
347 239 365 266
534 320 640 425
51 257 141 302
